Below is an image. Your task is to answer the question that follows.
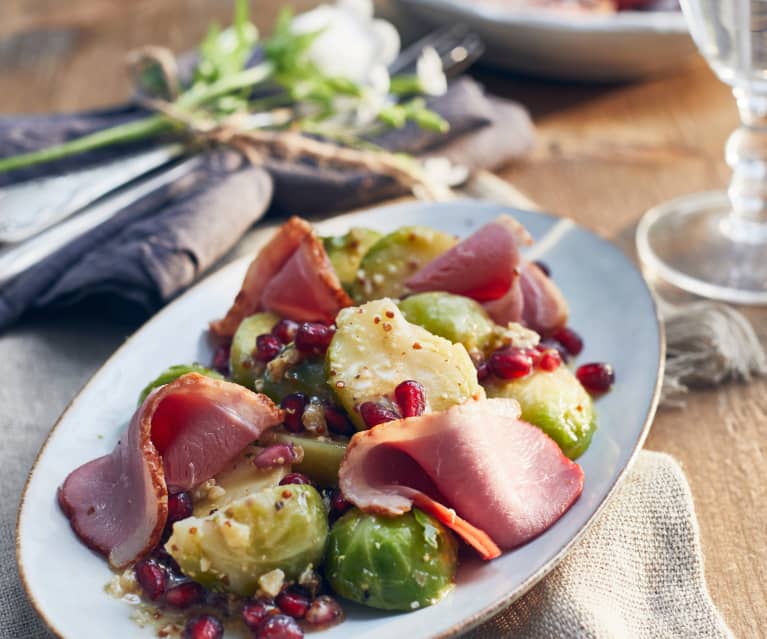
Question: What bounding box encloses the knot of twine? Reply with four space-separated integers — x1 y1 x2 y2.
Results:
127 46 451 201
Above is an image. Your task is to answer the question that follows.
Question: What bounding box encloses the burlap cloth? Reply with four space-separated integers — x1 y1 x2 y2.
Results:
0 312 733 638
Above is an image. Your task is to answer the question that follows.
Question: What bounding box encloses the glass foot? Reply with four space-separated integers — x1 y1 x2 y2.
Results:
636 191 767 305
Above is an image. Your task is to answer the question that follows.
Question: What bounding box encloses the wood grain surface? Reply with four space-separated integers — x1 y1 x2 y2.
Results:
1 1 764 636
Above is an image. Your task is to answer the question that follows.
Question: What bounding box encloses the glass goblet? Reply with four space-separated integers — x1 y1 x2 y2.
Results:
636 0 767 304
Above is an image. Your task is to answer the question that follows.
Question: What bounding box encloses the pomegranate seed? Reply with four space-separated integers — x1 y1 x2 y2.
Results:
254 443 303 469
576 362 615 394
533 260 551 277
280 472 313 486
280 393 308 433
243 597 278 630
295 323 335 354
489 347 534 380
272 319 299 344
165 581 205 608
167 491 193 526
528 346 543 367
256 614 304 639
554 327 584 356
330 488 352 517
359 401 400 428
134 558 167 600
184 615 224 639
538 349 562 372
538 338 569 363
152 547 182 576
276 587 311 619
304 595 344 628
256 334 282 362
394 380 426 418
212 341 231 376
475 359 490 382
323 404 355 436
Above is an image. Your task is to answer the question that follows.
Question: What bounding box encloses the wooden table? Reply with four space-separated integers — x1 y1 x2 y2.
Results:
2 1 765 636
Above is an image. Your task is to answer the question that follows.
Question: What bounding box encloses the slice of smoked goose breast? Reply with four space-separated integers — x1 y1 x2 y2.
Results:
405 215 532 302
58 373 283 568
339 398 583 559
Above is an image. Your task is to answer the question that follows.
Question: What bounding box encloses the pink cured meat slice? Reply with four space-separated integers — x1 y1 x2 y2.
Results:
339 398 583 555
210 216 352 336
405 215 532 302
484 261 568 337
210 216 312 338
260 233 353 324
58 374 283 568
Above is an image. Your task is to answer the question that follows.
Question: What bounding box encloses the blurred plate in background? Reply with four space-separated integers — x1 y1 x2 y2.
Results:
393 0 695 81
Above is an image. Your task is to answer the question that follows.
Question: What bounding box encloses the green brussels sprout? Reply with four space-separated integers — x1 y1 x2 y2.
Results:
166 484 328 596
193 445 288 517
349 226 457 302
264 432 347 487
399 292 497 353
327 299 484 430
261 351 330 403
230 312 280 389
325 508 457 610
323 228 383 287
138 364 223 405
484 366 597 459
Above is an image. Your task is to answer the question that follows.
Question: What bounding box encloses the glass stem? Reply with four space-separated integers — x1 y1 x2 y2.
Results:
724 88 767 241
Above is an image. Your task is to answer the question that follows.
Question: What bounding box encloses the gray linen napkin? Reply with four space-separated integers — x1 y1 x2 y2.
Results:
468 451 733 639
0 78 534 331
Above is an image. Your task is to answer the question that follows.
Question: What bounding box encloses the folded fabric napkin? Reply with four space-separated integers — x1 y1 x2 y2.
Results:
468 451 733 639
0 78 534 331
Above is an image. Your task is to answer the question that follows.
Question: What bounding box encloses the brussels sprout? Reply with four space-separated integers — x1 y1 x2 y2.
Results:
399 292 497 354
327 299 484 430
484 366 597 459
350 226 457 302
166 484 328 596
193 445 288 517
230 312 280 389
262 351 330 403
138 364 223 405
264 432 347 487
325 508 457 610
323 228 383 287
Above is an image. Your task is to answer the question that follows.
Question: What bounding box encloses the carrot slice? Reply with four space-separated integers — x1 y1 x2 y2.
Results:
409 491 501 561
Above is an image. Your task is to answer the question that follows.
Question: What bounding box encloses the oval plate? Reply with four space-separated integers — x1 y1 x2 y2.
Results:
17 200 663 639
395 0 694 81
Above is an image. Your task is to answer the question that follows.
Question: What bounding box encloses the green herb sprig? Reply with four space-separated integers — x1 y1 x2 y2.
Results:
0 0 448 174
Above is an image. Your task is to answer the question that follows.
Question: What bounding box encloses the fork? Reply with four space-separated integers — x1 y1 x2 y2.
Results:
0 28 484 286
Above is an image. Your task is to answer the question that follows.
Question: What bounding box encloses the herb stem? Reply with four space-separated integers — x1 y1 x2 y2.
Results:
0 62 276 174
177 62 274 109
0 115 172 173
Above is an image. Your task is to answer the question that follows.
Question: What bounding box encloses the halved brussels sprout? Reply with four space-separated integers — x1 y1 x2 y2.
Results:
166 484 328 596
261 351 330 403
230 312 280 389
138 364 223 405
399 292 497 354
323 228 383 287
325 508 457 611
350 226 457 302
193 445 288 517
484 366 597 459
263 432 347 487
327 299 484 430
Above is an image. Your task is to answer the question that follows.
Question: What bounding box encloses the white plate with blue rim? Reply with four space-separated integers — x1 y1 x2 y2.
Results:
17 199 663 638
394 0 694 81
